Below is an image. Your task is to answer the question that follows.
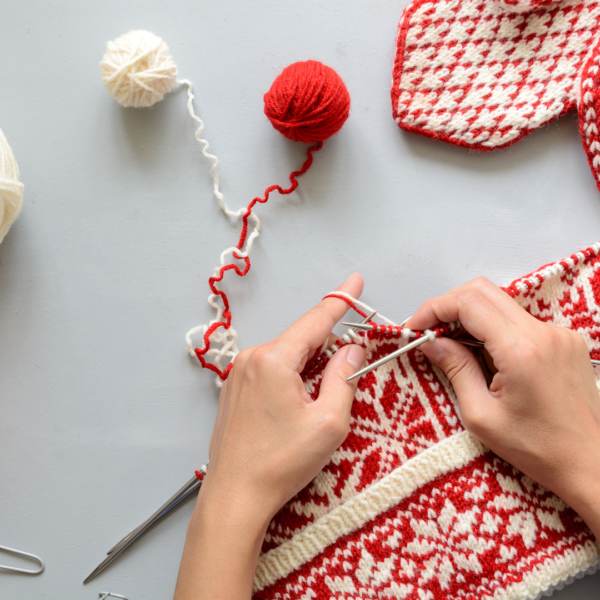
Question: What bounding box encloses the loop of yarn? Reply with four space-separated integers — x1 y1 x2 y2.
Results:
0 128 24 244
100 30 177 108
264 60 351 143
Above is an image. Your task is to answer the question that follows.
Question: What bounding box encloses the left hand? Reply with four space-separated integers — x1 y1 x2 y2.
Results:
174 273 366 600
203 272 366 522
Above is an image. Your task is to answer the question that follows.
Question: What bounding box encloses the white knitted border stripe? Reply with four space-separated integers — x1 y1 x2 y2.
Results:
508 241 600 297
253 430 487 591
490 543 599 600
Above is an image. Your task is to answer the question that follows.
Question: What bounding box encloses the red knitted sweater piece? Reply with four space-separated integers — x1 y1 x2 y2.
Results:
252 243 600 599
391 0 600 191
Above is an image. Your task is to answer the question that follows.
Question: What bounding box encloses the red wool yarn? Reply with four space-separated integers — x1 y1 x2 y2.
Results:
194 60 351 382
264 60 350 143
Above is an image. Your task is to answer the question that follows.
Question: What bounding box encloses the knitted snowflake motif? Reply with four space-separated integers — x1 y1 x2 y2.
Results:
252 244 600 599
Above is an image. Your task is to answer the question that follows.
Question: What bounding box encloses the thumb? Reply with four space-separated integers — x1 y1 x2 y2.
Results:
420 338 494 435
314 344 365 423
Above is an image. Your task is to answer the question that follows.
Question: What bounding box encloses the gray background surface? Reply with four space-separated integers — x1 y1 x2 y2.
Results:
0 0 599 598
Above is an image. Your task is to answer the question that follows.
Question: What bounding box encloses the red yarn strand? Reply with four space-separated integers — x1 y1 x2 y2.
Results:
195 142 323 380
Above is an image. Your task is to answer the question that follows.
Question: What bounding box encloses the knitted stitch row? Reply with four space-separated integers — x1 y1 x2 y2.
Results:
252 242 600 599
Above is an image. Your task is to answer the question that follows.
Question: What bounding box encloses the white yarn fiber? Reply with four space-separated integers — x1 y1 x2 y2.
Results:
0 128 24 244
98 30 264 383
100 30 177 108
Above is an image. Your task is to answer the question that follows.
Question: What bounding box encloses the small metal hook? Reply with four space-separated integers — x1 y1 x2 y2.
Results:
99 593 129 600
0 545 44 575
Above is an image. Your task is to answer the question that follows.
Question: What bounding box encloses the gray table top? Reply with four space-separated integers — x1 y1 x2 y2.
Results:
1 1 599 598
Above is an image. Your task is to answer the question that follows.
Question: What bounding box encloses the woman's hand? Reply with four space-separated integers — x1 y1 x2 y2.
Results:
174 273 366 600
406 277 600 541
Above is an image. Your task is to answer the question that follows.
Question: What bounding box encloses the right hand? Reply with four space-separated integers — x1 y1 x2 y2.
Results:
406 277 600 540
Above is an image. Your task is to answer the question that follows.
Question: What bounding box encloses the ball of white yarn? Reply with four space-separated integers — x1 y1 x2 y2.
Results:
100 30 178 108
0 128 24 245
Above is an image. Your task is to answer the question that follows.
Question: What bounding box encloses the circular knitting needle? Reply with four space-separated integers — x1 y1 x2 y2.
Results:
105 475 199 556
347 333 435 382
84 475 202 584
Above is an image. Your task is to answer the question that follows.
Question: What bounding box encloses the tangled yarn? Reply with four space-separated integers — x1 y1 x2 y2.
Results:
100 30 177 108
187 61 351 384
0 128 24 244
264 60 350 143
99 37 351 382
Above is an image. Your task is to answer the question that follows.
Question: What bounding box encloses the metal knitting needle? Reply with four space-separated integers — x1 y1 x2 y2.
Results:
350 310 377 333
343 322 485 347
111 476 201 552
344 322 600 366
347 333 435 382
84 475 202 584
105 475 200 556
343 322 384 331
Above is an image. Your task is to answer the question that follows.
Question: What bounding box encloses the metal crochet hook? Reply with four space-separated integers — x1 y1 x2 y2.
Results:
0 545 45 575
344 322 600 369
84 474 202 584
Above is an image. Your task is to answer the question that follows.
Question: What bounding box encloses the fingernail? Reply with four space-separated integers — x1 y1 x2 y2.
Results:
346 345 365 370
421 340 446 365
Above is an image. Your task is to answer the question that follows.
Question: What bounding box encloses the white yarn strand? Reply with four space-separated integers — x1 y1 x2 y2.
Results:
0 128 24 244
179 79 264 384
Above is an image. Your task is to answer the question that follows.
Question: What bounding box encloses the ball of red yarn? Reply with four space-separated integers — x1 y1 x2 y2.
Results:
264 60 350 143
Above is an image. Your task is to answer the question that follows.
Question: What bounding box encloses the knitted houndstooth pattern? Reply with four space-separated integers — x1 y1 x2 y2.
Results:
254 243 600 599
391 0 600 149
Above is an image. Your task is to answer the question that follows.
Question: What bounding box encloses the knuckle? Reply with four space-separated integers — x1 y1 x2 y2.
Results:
514 338 542 366
245 343 282 372
461 409 484 435
443 353 476 383
556 327 589 360
318 409 348 441
461 406 490 438
567 328 588 350
234 347 254 366
458 289 483 308
471 276 493 291
229 347 254 376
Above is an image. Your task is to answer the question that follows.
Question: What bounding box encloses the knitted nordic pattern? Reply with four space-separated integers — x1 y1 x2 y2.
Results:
391 0 600 190
253 243 600 599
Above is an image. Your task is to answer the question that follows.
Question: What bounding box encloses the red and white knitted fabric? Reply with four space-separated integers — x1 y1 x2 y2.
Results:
252 243 600 599
391 0 600 191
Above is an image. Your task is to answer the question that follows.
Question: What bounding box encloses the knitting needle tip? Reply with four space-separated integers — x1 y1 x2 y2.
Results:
347 333 434 382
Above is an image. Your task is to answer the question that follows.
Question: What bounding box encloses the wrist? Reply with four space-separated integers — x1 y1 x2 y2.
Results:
561 447 600 542
190 472 273 545
174 476 272 600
